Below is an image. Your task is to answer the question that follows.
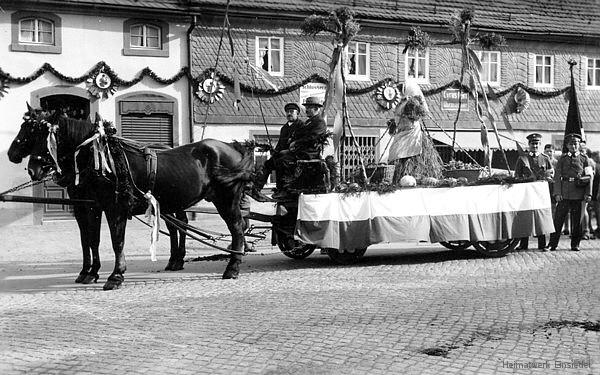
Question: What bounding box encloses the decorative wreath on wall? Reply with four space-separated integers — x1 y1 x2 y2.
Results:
196 73 225 104
0 78 8 99
86 69 118 99
375 81 401 110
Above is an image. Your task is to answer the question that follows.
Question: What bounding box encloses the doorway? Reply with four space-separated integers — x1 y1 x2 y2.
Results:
36 94 91 221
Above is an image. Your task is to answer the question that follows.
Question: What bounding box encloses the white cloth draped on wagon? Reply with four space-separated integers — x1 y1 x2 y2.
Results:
294 181 554 250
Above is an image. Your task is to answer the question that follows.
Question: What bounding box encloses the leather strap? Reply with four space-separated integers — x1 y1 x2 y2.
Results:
144 147 158 193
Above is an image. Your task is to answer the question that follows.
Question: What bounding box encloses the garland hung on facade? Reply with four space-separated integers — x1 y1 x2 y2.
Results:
0 61 570 101
197 68 570 100
0 61 190 99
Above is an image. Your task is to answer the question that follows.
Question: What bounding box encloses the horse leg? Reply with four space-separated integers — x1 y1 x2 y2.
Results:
73 204 92 283
81 207 102 284
213 194 244 280
164 211 187 271
103 207 128 290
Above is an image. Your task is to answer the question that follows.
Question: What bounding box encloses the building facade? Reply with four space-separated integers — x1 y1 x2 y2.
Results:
190 0 600 177
1 0 599 225
0 0 195 225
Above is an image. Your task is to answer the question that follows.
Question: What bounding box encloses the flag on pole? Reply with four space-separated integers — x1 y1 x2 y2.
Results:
564 59 584 151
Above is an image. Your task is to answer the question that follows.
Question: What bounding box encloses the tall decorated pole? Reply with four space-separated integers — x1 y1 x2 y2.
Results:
301 7 367 182
407 9 511 174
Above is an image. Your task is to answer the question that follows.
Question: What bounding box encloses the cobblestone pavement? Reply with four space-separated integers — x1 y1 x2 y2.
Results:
0 219 599 374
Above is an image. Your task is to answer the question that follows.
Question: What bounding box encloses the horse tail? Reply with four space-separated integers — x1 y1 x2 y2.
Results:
212 151 254 189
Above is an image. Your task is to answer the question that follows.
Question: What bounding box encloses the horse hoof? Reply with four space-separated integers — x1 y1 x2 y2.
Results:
81 273 99 284
75 273 86 283
172 260 184 271
164 262 173 271
103 275 123 290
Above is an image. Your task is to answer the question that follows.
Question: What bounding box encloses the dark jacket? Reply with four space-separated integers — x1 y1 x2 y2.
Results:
289 115 327 157
514 152 553 181
554 152 593 200
274 119 303 153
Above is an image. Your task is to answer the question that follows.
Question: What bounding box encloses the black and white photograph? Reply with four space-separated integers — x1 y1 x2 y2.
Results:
1 0 599 373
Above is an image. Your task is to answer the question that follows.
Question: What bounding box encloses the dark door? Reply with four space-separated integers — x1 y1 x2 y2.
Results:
36 95 90 221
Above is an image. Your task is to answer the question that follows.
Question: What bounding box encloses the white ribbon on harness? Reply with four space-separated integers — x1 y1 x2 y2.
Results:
144 191 159 262
46 122 62 174
73 122 113 185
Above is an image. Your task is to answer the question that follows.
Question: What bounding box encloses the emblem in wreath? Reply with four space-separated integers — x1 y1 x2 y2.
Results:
197 73 225 103
86 70 117 99
375 81 401 110
0 78 8 99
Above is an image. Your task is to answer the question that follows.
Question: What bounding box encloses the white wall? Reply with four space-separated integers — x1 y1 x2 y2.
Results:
0 11 190 225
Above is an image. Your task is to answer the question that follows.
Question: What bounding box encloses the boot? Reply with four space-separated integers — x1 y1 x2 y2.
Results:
249 166 274 202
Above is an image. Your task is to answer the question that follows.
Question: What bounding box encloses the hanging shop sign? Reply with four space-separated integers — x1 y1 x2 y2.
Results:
441 88 469 111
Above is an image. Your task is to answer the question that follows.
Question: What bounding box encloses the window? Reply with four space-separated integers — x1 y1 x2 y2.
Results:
256 37 283 76
123 19 168 57
11 11 61 53
19 18 54 44
587 58 600 88
347 42 370 80
534 54 554 86
478 51 501 86
405 49 429 83
130 24 161 49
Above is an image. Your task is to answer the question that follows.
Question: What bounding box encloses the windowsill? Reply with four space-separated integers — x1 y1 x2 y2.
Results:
406 78 429 84
11 42 61 54
122 47 168 57
347 75 371 82
532 84 554 89
585 85 600 90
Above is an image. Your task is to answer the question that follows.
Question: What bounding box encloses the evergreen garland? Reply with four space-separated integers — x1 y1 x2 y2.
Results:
0 61 571 100
0 61 189 87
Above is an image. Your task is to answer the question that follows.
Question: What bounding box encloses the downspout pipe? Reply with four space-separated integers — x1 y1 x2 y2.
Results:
187 15 197 143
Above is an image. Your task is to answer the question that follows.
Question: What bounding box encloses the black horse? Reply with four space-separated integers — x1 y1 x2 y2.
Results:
8 106 253 290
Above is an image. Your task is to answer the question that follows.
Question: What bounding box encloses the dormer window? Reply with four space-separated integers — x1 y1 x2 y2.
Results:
123 19 168 57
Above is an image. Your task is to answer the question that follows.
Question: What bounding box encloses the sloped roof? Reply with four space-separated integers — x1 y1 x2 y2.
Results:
191 0 600 38
4 0 193 14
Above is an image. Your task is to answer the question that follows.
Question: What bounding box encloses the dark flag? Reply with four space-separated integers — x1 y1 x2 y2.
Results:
563 59 584 151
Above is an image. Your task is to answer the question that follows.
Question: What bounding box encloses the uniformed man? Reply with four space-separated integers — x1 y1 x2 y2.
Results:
252 102 304 199
546 133 594 251
514 133 554 250
273 96 328 199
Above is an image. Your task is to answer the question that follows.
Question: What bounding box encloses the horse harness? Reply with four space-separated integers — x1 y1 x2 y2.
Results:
144 147 158 193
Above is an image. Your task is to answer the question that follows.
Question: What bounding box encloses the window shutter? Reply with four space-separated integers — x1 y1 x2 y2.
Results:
121 114 173 146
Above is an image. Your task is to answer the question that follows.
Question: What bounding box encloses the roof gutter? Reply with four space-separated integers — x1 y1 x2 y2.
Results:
187 14 197 143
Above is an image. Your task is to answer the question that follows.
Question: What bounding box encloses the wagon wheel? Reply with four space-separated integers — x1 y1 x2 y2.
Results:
277 235 316 260
439 241 472 250
472 239 519 258
325 247 367 265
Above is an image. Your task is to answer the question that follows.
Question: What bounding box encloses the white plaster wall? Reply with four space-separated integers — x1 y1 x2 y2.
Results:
0 11 190 225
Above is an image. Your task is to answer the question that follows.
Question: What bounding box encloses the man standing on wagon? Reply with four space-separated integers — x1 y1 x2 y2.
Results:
514 133 554 250
546 133 594 251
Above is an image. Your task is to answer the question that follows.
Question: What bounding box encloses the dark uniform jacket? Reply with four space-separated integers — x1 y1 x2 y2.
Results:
274 119 303 153
289 115 327 157
514 152 553 181
554 152 593 200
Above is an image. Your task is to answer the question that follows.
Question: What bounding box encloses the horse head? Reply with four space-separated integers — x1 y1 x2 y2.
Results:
8 104 59 180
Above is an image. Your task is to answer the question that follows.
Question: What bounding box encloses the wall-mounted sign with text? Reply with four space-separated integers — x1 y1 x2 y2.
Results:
441 89 469 111
299 82 327 108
